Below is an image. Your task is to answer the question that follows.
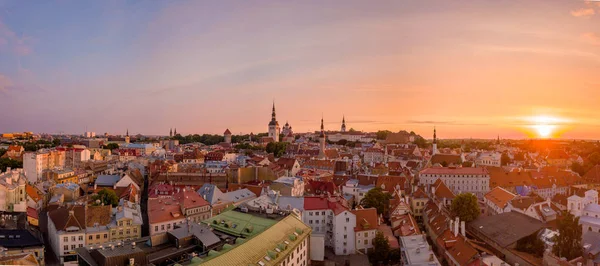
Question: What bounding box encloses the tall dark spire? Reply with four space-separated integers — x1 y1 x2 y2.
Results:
170 128 173 137
272 101 276 121
319 116 325 138
433 127 437 144
126 129 129 137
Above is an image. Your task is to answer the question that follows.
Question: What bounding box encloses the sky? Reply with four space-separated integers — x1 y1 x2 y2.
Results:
1 0 599 139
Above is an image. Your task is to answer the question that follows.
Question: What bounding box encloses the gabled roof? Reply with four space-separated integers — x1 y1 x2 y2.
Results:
584 165 600 183
224 129 232 135
433 179 455 200
412 188 428 199
304 196 349 215
173 189 210 209
26 184 42 202
430 154 462 165
275 158 297 170
376 175 407 193
485 187 517 209
352 208 378 232
305 180 337 195
86 205 112 227
49 205 86 231
95 175 121 187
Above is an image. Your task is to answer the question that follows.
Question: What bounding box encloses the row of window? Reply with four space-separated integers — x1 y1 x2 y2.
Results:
64 236 83 242
63 243 83 253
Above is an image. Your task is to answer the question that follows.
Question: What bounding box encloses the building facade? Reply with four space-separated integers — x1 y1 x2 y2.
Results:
419 167 490 198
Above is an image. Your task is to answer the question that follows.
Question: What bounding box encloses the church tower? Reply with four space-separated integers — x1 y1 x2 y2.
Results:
432 127 437 155
341 115 346 132
268 102 280 142
170 128 173 137
318 117 326 158
125 129 130 144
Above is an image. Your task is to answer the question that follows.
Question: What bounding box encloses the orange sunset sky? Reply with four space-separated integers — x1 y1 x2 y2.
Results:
0 1 599 139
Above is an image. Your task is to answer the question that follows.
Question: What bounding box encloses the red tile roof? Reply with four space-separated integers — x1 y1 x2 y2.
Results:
433 179 455 200
26 184 42 202
304 196 349 215
172 189 210 209
27 207 38 220
305 180 337 195
484 187 517 209
148 198 185 224
584 165 600 183
391 214 421 236
352 208 378 232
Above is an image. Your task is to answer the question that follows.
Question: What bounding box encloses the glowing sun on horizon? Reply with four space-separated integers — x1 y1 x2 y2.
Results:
527 115 566 139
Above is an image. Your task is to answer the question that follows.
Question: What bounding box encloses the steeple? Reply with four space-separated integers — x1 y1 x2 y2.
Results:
432 127 437 155
319 116 326 159
170 128 173 137
174 128 177 135
126 129 129 137
341 115 347 132
268 101 280 142
272 101 276 121
125 129 130 144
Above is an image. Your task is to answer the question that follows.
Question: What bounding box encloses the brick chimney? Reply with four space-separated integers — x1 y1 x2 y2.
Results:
454 217 459 237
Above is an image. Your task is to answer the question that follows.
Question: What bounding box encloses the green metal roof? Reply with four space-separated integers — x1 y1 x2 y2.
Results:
203 210 277 238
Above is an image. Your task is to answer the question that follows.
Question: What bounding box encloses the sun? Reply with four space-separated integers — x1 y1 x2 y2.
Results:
526 115 566 139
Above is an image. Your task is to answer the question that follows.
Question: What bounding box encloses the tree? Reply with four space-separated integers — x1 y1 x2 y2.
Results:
413 136 427 148
266 142 288 158
0 149 6 157
348 128 357 132
368 231 390 265
501 152 511 166
92 189 119 207
337 139 348 146
516 232 545 257
52 138 62 147
360 187 392 215
0 158 22 172
571 162 587 177
104 143 119 150
376 130 392 140
450 193 480 222
553 212 583 260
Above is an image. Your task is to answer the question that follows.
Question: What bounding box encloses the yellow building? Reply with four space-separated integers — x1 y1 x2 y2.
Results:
109 201 143 242
85 205 112 246
410 188 429 219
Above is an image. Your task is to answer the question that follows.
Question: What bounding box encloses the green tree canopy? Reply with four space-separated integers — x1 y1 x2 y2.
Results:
368 231 391 265
0 158 22 172
0 149 6 157
360 187 392 215
92 189 119 207
501 152 511 166
104 143 119 150
553 212 583 260
376 130 392 140
450 193 480 222
266 142 288 158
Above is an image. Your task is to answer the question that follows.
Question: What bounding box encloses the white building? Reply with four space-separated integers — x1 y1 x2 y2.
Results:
399 234 441 266
568 190 598 217
0 168 27 212
48 206 86 263
147 198 186 237
363 148 384 164
303 196 356 255
475 152 502 167
580 204 600 234
342 179 374 206
23 150 66 183
483 186 517 215
272 176 305 197
419 167 490 198
351 208 379 254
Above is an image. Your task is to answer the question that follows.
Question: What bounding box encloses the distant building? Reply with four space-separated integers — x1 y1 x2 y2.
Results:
23 149 66 183
484 186 517 215
419 167 490 198
399 234 441 266
475 152 501 167
268 103 281 143
223 129 232 144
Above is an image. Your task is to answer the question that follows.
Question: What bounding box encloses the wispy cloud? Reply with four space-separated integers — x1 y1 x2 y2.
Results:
405 120 490 126
571 8 595 18
0 19 33 56
0 74 14 94
582 32 600 46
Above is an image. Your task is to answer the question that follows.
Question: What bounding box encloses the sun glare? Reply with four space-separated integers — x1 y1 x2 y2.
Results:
525 115 568 139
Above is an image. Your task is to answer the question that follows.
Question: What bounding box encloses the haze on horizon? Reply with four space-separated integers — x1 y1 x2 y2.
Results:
1 0 599 139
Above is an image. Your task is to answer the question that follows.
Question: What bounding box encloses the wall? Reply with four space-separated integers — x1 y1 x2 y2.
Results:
310 234 325 261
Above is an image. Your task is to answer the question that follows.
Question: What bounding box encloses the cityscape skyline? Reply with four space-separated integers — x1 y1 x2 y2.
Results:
1 1 600 139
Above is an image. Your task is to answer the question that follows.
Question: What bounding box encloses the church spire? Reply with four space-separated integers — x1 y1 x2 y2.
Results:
433 127 437 144
341 115 347 132
126 129 129 137
272 101 276 121
170 128 173 137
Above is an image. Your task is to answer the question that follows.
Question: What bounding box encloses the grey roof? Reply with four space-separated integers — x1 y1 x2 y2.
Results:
225 188 256 203
277 196 305 211
95 175 121 187
580 216 600 227
584 203 600 213
169 223 221 247
468 211 547 248
583 231 600 256
198 183 224 205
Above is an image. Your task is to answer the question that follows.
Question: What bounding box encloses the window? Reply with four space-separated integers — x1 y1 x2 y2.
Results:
167 224 171 230
344 235 347 239
64 245 68 251
161 225 165 230
316 220 319 224
346 218 350 222
89 235 93 240
72 236 76 242
134 228 137 234
126 229 130 235
71 245 76 250
104 234 108 239
64 237 68 242
309 212 313 216
96 235 100 239
79 244 83 248
322 211 325 215
119 221 123 226
364 239 368 245
309 220 313 224
119 230 123 235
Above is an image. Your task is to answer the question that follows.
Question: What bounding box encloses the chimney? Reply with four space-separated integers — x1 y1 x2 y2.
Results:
461 221 465 236
449 219 454 231
132 242 136 249
94 183 97 190
429 253 434 262
454 217 459 237
129 258 135 266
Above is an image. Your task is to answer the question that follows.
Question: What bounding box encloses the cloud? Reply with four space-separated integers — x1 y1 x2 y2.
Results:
571 8 595 18
0 74 14 94
581 32 600 46
405 120 490 126
0 19 33 56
